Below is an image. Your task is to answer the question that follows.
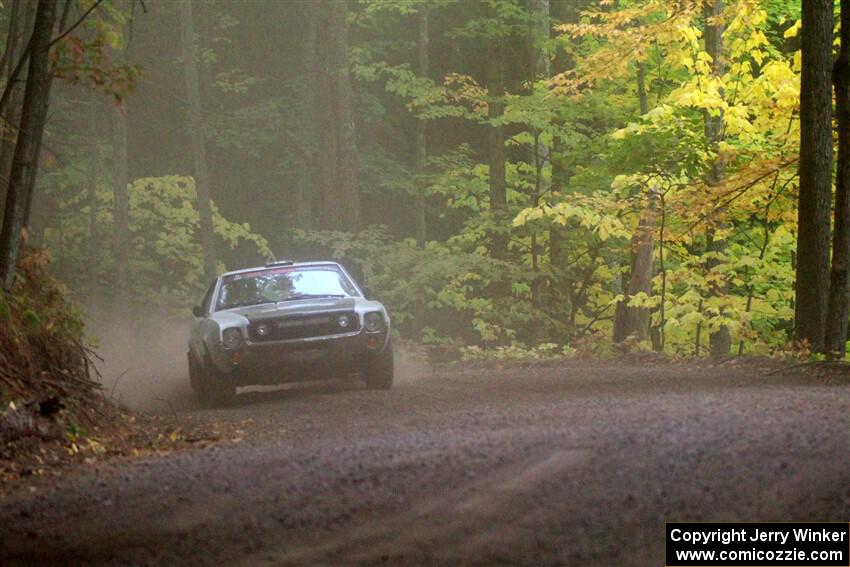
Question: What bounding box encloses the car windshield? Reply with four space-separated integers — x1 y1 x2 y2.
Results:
216 266 359 310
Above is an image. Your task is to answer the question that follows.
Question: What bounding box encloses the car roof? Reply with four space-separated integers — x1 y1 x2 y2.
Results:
220 261 343 278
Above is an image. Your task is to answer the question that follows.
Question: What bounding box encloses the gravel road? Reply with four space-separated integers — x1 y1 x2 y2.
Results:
1 360 848 566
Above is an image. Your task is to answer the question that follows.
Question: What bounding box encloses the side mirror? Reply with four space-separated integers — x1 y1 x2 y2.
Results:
192 305 204 318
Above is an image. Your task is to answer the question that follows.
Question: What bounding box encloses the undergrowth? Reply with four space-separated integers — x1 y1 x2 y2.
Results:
0 248 105 427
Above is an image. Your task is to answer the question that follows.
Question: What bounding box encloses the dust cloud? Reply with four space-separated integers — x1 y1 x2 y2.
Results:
393 350 431 385
88 306 430 412
88 307 193 413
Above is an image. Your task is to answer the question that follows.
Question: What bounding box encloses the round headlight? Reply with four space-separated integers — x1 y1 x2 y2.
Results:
338 315 352 328
256 323 269 337
364 311 385 332
222 327 243 349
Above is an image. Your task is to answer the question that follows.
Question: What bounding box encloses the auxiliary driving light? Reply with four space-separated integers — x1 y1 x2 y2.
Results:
366 336 380 349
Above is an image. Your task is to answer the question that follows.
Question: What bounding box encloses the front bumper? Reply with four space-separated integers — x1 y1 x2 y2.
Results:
210 329 390 385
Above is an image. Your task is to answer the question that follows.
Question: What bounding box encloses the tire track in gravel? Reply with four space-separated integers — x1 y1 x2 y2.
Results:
0 361 847 567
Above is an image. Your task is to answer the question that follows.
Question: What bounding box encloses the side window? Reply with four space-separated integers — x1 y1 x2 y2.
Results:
199 280 217 314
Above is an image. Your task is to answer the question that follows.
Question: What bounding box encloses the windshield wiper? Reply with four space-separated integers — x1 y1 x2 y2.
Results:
280 293 346 302
221 299 275 309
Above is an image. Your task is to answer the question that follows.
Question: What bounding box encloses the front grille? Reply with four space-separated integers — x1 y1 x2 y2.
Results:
248 310 359 342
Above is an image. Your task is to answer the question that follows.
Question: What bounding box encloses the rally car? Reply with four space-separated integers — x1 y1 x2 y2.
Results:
187 260 393 405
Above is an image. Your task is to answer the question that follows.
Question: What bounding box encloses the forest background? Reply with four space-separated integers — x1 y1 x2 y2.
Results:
1 0 847 365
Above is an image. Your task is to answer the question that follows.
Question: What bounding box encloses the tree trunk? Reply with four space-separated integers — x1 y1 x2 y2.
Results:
413 7 428 247
636 62 648 115
0 0 58 290
530 0 550 80
408 6 430 338
180 0 217 283
295 0 317 231
703 0 731 356
613 63 654 344
548 0 580 331
328 0 360 232
796 0 835 353
314 4 335 231
87 96 98 296
613 208 655 343
0 0 24 208
827 0 850 358
23 0 71 237
112 102 129 307
0 0 22 82
487 34 507 260
528 0 549 310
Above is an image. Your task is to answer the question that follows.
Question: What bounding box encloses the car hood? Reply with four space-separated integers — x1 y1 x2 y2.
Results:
225 297 358 320
207 296 388 330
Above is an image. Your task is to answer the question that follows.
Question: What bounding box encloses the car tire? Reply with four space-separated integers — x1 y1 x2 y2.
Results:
202 354 237 407
188 352 208 404
365 341 394 390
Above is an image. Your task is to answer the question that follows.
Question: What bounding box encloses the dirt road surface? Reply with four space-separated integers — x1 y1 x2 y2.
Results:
1 360 848 566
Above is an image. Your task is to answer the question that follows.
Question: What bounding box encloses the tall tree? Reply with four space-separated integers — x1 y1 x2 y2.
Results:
314 3 337 232
111 10 131 311
180 0 217 282
613 63 654 344
294 0 317 231
0 0 58 290
528 0 549 309
112 102 129 308
548 0 581 332
795 0 834 352
413 6 428 247
312 0 359 233
487 28 507 260
87 95 99 295
702 0 732 356
328 0 360 232
0 0 26 209
827 0 850 358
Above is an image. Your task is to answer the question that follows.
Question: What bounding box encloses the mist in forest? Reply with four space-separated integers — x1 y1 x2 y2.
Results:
2 0 847 393
1 2 849 565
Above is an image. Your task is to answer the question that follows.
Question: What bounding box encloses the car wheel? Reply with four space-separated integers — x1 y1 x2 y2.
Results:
202 354 237 407
365 341 394 390
188 352 207 403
